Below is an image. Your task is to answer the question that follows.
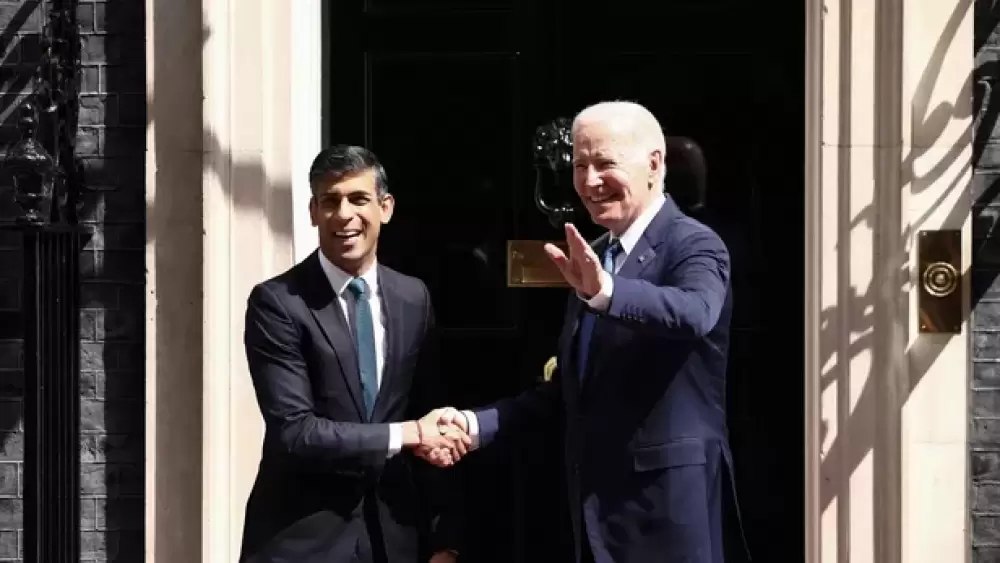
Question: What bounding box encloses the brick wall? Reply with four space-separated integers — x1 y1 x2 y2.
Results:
974 1 1000 561
0 1 145 561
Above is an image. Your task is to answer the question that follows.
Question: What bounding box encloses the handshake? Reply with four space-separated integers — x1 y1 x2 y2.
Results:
401 407 473 468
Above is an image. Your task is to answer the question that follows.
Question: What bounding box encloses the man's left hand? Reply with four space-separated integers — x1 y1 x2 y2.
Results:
544 223 603 298
430 550 458 563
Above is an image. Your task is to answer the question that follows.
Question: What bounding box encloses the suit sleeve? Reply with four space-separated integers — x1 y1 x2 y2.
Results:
604 229 731 339
244 283 390 470
471 294 570 448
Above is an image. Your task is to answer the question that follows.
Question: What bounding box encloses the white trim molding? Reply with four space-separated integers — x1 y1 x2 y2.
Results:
145 0 205 561
805 0 973 562
291 0 324 263
803 0 823 558
201 0 296 560
146 0 299 560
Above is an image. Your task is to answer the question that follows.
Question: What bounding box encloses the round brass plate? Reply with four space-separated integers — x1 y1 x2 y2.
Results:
922 261 958 297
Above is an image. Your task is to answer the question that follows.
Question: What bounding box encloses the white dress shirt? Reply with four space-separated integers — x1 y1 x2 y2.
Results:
317 252 403 456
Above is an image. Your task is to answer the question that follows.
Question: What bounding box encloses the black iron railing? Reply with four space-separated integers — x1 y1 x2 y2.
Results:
1 0 85 562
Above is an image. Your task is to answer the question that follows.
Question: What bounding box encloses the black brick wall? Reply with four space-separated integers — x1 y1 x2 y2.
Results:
0 1 145 561
975 1 1000 561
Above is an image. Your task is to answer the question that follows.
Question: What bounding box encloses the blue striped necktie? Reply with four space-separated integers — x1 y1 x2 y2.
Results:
576 239 623 381
347 278 378 419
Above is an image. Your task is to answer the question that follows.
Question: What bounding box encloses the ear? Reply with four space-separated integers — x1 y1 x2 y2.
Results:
648 149 664 187
379 193 395 224
309 196 319 227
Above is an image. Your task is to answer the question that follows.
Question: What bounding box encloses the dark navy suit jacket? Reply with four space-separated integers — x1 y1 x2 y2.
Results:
239 252 458 563
475 196 736 563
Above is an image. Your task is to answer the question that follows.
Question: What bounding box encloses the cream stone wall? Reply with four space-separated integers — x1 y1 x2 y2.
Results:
145 0 315 561
144 0 203 562
805 0 973 562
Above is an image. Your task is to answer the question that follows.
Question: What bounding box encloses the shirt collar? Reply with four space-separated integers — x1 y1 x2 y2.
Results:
317 251 379 297
612 191 666 255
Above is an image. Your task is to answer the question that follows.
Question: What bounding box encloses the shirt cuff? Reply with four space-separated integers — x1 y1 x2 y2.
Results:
461 410 480 450
579 270 613 311
388 422 403 457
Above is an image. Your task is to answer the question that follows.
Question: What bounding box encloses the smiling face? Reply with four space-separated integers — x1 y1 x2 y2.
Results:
571 114 664 235
310 168 394 276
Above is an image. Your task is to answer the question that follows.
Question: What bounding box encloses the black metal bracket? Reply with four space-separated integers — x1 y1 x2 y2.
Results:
532 117 577 229
1 1 85 562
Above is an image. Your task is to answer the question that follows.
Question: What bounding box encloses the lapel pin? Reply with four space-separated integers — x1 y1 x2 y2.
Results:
638 255 646 263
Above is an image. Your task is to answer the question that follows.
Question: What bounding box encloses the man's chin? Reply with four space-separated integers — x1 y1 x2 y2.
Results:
590 211 624 231
326 249 372 274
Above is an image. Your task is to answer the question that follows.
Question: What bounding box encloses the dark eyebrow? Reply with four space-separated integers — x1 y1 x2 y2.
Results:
317 188 374 200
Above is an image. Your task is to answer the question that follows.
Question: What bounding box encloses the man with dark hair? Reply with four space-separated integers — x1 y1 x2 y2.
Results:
239 144 468 563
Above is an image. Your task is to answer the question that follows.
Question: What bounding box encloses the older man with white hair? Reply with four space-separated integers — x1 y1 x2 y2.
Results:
428 100 746 563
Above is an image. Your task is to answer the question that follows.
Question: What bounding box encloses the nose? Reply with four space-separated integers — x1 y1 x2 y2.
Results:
333 200 354 223
581 165 602 189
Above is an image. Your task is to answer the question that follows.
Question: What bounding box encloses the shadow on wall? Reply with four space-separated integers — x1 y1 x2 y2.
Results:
0 0 42 481
816 0 981 561
0 0 150 559
145 0 293 562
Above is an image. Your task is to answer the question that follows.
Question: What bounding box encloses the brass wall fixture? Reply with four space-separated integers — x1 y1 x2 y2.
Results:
918 229 962 334
507 240 569 288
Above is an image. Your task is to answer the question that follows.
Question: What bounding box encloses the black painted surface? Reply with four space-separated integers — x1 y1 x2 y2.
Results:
19 229 83 563
973 2 1000 560
328 2 805 562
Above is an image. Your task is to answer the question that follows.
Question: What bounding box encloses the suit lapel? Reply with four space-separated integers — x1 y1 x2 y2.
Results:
617 236 657 279
580 197 681 397
617 196 679 279
302 253 366 419
371 265 404 422
555 234 608 396
559 232 610 396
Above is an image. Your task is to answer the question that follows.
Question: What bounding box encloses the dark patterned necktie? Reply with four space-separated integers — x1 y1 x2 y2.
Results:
347 278 378 419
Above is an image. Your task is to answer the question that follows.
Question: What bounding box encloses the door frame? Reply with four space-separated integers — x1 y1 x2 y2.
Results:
142 0 974 561
295 1 975 561
803 1 972 563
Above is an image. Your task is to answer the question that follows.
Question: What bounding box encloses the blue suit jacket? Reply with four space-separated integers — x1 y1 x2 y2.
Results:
240 254 459 562
475 196 738 563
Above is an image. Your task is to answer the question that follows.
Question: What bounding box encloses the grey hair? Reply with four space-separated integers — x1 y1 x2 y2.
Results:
571 101 667 187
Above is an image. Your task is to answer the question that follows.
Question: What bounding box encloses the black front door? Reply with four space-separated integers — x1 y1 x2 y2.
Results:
328 2 805 561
